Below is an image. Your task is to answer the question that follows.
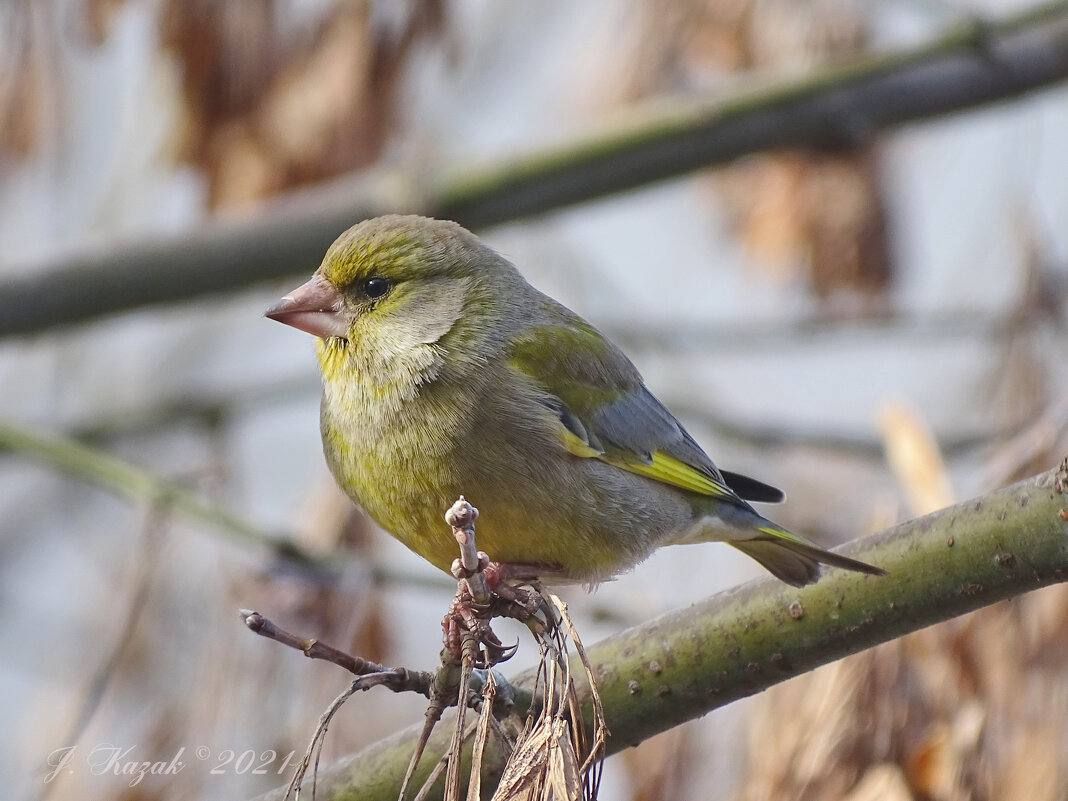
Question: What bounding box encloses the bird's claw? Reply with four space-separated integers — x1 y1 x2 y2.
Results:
442 559 546 668
441 603 519 668
482 637 519 665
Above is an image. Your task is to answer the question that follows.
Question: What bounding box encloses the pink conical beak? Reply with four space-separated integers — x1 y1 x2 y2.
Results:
265 275 350 339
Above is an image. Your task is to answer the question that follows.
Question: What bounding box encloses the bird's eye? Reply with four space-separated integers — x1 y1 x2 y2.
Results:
359 276 391 299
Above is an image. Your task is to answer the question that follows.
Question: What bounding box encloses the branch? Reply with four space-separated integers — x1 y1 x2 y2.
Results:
4 1 1068 337
0 417 277 548
252 458 1068 800
241 610 435 698
435 1 1068 224
0 416 457 592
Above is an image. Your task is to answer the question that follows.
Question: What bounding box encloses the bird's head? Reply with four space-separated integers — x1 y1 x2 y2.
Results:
266 216 503 364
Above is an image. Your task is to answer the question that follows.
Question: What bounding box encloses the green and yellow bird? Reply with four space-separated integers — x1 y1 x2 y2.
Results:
266 215 884 587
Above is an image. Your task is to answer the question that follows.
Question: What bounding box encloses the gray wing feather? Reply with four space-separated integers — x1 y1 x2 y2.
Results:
589 386 726 484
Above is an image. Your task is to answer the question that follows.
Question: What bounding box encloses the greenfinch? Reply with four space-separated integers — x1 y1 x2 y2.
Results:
266 215 884 587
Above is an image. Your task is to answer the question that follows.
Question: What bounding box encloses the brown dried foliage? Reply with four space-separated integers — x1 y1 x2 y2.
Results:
617 0 892 313
0 2 48 160
732 585 1068 801
718 148 891 310
732 395 1068 801
618 728 695 801
160 0 444 208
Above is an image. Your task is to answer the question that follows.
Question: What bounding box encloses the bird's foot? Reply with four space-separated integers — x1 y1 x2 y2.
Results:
441 559 548 668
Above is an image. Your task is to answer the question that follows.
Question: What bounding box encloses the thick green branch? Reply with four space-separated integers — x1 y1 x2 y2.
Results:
254 459 1068 800
583 461 1068 748
4 1 1068 337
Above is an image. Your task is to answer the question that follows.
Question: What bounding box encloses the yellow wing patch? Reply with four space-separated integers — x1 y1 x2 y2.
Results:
615 451 733 497
546 404 731 497
559 425 604 459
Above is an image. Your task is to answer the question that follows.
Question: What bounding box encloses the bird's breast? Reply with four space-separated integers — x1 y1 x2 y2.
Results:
319 357 695 580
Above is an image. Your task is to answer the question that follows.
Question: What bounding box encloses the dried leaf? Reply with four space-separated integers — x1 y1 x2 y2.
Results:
878 399 954 516
841 764 914 801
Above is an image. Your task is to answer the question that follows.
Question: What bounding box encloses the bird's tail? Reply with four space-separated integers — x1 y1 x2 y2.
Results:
730 523 887 588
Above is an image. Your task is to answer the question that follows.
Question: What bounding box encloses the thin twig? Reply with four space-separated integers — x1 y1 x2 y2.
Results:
241 610 433 696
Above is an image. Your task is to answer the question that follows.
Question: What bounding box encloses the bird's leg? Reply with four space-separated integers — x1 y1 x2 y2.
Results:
441 557 558 667
441 497 556 666
442 556 518 667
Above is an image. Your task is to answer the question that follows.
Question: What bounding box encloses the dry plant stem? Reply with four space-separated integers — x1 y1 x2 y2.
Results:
284 680 364 801
401 650 515 801
6 2 1068 338
489 592 606 801
467 669 501 801
552 596 606 784
410 722 485 801
398 685 448 801
251 459 1068 801
399 650 465 801
441 634 479 801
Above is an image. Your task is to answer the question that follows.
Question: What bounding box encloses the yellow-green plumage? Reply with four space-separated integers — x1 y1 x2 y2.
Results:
267 215 885 587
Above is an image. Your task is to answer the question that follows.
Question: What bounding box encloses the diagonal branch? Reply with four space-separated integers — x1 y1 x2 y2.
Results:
0 416 456 592
252 457 1068 801
4 1 1068 337
0 417 278 548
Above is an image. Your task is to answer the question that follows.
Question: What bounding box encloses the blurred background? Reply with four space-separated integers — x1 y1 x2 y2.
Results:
3 1 1068 799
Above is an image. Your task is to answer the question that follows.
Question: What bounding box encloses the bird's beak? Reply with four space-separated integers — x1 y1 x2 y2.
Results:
265 275 350 339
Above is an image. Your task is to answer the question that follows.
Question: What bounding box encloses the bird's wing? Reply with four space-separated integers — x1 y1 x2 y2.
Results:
507 320 740 500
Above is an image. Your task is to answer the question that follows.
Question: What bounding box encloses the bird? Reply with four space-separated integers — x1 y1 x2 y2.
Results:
265 215 885 588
